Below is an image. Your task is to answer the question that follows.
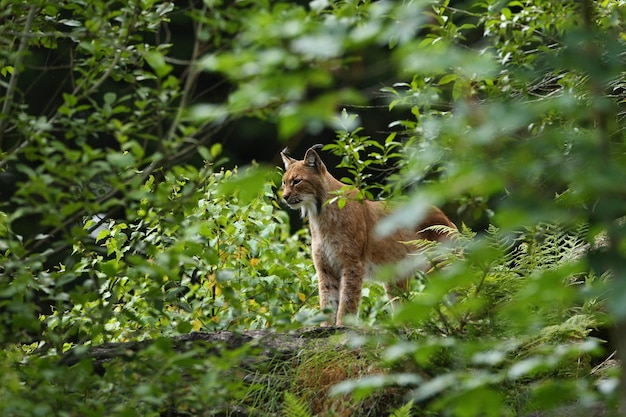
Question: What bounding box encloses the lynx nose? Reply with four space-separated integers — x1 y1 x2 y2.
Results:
282 190 291 203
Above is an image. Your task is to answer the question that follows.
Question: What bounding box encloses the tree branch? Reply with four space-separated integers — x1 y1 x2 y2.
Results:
0 5 37 150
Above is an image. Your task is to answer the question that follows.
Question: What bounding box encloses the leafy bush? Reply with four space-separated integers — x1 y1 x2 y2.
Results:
376 223 605 416
46 166 320 346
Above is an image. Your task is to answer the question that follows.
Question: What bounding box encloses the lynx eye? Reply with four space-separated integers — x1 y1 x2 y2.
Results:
292 178 302 186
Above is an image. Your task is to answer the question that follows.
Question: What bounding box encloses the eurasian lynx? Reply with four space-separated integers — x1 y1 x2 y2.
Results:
281 146 456 325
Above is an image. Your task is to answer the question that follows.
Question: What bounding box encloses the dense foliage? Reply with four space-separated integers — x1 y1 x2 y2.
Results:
1 0 625 415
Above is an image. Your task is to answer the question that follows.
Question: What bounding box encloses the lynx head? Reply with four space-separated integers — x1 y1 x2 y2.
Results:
280 145 328 218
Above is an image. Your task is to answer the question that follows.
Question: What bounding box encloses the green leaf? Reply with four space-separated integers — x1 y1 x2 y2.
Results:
0 66 13 77
106 152 134 169
438 74 458 85
60 202 83 216
210 143 223 159
144 51 172 78
95 228 110 243
60 19 82 27
62 92 77 106
452 79 465 100
218 166 272 203
187 103 228 124
197 146 211 161
98 259 118 278
104 92 116 104
176 321 193 333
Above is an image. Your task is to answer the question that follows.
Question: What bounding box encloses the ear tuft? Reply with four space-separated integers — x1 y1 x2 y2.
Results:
280 148 296 169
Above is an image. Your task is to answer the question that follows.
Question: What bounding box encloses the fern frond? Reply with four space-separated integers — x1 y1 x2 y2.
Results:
404 238 438 251
420 224 461 239
282 392 312 417
460 222 477 239
389 400 414 417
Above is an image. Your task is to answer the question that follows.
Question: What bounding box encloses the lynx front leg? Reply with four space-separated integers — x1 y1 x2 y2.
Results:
336 263 364 326
314 261 340 326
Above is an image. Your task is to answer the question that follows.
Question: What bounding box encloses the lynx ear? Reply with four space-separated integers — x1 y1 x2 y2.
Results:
303 146 325 171
280 148 296 169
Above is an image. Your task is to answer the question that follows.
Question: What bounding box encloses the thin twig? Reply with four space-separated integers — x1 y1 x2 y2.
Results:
458 267 490 333
0 30 87 39
139 0 208 182
0 5 37 150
